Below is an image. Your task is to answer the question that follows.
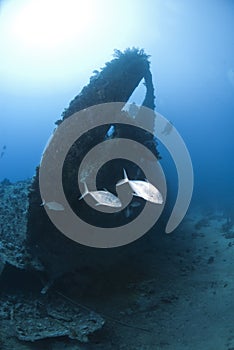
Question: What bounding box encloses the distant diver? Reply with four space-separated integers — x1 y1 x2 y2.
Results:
0 145 6 159
128 102 139 118
161 121 173 136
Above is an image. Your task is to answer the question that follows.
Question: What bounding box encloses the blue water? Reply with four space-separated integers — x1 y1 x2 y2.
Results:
0 0 233 213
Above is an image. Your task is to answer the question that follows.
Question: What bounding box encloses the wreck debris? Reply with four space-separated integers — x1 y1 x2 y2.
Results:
26 48 159 281
0 292 104 343
0 48 158 345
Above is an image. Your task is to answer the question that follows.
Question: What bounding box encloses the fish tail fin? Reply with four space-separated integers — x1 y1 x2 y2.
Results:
79 182 89 200
116 168 129 186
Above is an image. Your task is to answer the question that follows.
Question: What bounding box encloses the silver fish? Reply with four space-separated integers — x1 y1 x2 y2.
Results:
117 169 163 205
41 200 65 211
79 182 122 208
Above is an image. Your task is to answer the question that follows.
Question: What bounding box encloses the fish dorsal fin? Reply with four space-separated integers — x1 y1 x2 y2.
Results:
123 168 129 181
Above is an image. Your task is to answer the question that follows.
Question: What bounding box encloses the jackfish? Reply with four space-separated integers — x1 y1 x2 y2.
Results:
79 182 122 208
41 200 65 211
117 169 163 204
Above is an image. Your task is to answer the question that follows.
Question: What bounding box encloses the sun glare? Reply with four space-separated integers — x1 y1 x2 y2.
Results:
0 0 142 88
2 0 95 52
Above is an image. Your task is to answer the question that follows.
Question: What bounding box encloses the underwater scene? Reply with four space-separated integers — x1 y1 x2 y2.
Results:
0 0 234 349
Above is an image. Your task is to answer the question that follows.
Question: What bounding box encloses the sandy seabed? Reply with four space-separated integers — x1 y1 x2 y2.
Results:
1 205 234 350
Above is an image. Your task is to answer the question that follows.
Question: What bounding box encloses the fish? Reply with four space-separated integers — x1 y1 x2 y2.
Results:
0 145 6 158
41 200 65 211
124 201 141 218
105 125 115 139
79 182 122 208
161 121 173 136
117 169 163 204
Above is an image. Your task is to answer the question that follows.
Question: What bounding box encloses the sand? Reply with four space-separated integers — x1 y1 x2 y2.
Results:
1 206 234 349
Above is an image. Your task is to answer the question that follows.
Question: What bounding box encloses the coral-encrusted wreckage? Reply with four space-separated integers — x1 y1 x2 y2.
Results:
0 48 159 344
